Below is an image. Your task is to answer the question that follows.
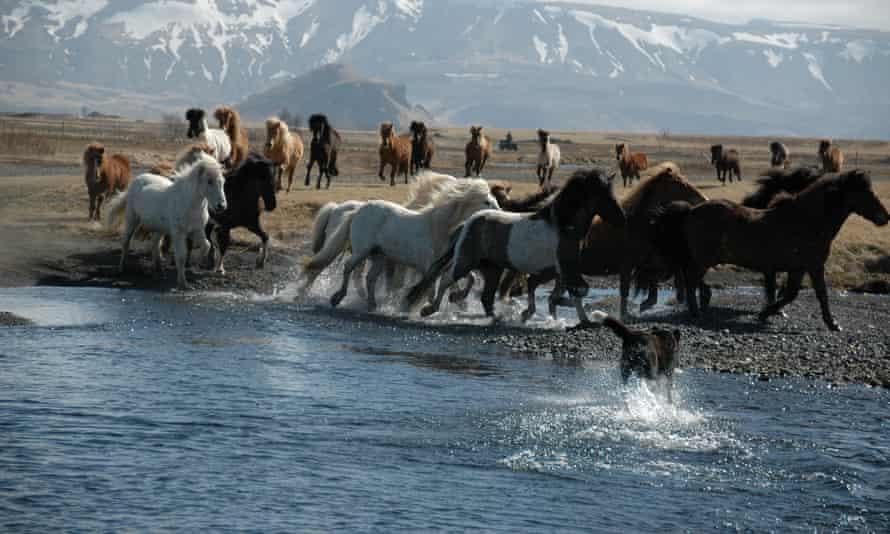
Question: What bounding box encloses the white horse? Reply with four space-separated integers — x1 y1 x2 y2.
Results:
186 108 232 165
305 178 499 310
106 153 227 289
536 129 560 188
302 171 464 294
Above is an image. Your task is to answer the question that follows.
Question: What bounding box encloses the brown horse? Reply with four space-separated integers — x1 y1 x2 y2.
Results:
409 121 434 174
710 144 741 184
818 139 844 172
769 141 790 168
150 143 216 177
306 114 341 189
545 164 707 320
465 125 491 177
378 122 413 186
650 169 889 330
615 143 648 187
264 117 304 193
214 107 249 168
83 143 132 221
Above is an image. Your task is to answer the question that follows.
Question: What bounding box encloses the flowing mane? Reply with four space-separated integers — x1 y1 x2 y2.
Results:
742 167 823 209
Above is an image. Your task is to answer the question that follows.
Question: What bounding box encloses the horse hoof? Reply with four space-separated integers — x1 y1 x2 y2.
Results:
420 305 437 317
330 292 345 308
826 321 842 332
520 310 534 323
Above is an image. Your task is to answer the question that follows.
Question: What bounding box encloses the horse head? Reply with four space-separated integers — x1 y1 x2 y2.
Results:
615 143 626 161
553 169 625 240
710 144 723 164
264 118 282 151
185 108 206 139
309 114 329 141
838 170 889 226
538 129 550 150
194 154 227 213
84 143 104 167
249 154 278 212
470 125 483 144
818 139 832 156
380 122 394 148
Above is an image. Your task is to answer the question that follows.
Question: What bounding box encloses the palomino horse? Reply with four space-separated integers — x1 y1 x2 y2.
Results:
465 125 491 177
378 122 412 186
769 141 790 168
710 144 741 184
185 108 232 165
305 178 499 311
650 169 889 330
546 164 706 320
207 153 278 274
214 107 249 168
306 114 341 189
536 129 561 189
818 139 844 172
264 117 304 193
409 121 434 174
83 143 132 221
615 143 648 187
106 153 227 289
405 168 625 321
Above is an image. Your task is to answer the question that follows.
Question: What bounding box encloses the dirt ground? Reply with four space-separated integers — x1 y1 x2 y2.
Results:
0 115 889 292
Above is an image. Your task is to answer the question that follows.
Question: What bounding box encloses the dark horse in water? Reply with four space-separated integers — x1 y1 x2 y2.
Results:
405 168 626 321
650 169 889 330
305 114 341 189
206 153 278 274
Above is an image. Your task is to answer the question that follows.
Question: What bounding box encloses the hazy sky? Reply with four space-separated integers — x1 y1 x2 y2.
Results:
540 0 890 31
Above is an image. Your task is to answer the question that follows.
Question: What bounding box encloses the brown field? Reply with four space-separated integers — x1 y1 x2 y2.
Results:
1 115 889 289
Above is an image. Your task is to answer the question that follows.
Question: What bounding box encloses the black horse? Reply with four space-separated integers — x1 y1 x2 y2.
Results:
206 153 278 273
305 114 341 189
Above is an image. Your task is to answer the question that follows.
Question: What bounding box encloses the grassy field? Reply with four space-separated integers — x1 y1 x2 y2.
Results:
1 115 889 289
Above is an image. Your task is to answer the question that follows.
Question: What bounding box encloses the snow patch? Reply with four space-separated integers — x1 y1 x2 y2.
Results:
732 32 807 50
533 35 548 63
532 9 547 24
393 0 423 21
301 18 320 48
763 49 783 68
323 4 387 64
4 1 108 40
201 64 213 82
802 52 832 91
556 24 569 63
840 40 874 63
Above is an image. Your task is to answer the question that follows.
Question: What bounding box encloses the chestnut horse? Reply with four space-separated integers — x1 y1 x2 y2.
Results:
615 143 648 187
214 107 249 168
306 114 341 189
465 125 491 177
818 139 844 172
409 121 434 174
378 122 412 186
264 117 304 193
650 169 889 330
83 143 132 221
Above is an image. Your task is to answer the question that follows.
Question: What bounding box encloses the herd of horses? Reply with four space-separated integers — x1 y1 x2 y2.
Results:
83 112 886 335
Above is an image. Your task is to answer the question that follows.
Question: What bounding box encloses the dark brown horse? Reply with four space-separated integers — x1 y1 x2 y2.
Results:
405 168 626 321
769 141 790 168
305 114 341 189
83 143 132 221
409 121 434 174
650 169 889 330
378 122 412 186
615 143 648 188
818 139 844 172
465 125 491 177
710 144 741 184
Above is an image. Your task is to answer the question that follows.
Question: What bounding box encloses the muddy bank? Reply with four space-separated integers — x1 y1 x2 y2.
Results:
0 311 33 326
487 290 890 388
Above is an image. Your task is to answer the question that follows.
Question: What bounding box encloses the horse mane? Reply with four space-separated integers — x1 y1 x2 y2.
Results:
622 167 704 221
405 171 456 209
742 167 822 209
534 168 612 220
818 139 832 154
767 169 871 217
172 152 222 182
185 108 205 122
425 177 491 212
214 106 242 142
174 143 216 172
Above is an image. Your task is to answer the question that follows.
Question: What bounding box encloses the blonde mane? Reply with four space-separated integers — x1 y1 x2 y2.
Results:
265 118 292 161
405 171 456 209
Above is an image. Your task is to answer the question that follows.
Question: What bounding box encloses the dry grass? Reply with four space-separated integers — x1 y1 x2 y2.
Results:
1 115 889 289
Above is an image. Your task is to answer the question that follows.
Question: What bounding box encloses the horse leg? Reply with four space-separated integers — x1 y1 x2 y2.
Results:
245 223 269 269
95 194 105 221
810 267 840 331
173 234 191 290
150 233 164 277
118 215 138 274
763 271 778 306
537 166 544 187
521 273 549 323
331 250 370 308
365 256 386 312
211 226 230 274
421 267 465 317
88 193 96 221
448 272 475 303
378 159 386 182
286 164 295 193
549 279 565 317
640 281 659 315
479 267 503 317
497 270 519 302
390 163 396 187
758 271 803 323
465 160 472 178
619 265 632 320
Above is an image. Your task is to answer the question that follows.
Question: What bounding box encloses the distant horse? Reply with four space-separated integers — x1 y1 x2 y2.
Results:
409 121 434 174
465 125 491 177
818 139 844 173
306 178 499 311
264 117 304 193
544 164 707 320
742 166 824 305
206 153 278 274
536 129 561 188
769 141 790 168
710 144 741 184
150 143 216 177
306 114 341 189
649 169 889 330
185 108 232 165
106 153 227 289
83 143 132 221
616 143 648 188
214 107 249 168
405 168 625 321
378 122 413 186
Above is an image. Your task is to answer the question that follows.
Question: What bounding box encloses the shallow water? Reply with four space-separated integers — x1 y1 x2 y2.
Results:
2 287 889 531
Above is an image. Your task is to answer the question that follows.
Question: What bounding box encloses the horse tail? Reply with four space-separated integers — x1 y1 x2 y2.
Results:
589 311 636 342
105 190 128 230
306 208 354 271
648 200 693 272
311 202 337 254
404 222 464 308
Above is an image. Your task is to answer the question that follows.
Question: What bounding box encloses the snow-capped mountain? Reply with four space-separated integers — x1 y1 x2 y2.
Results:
2 0 889 137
